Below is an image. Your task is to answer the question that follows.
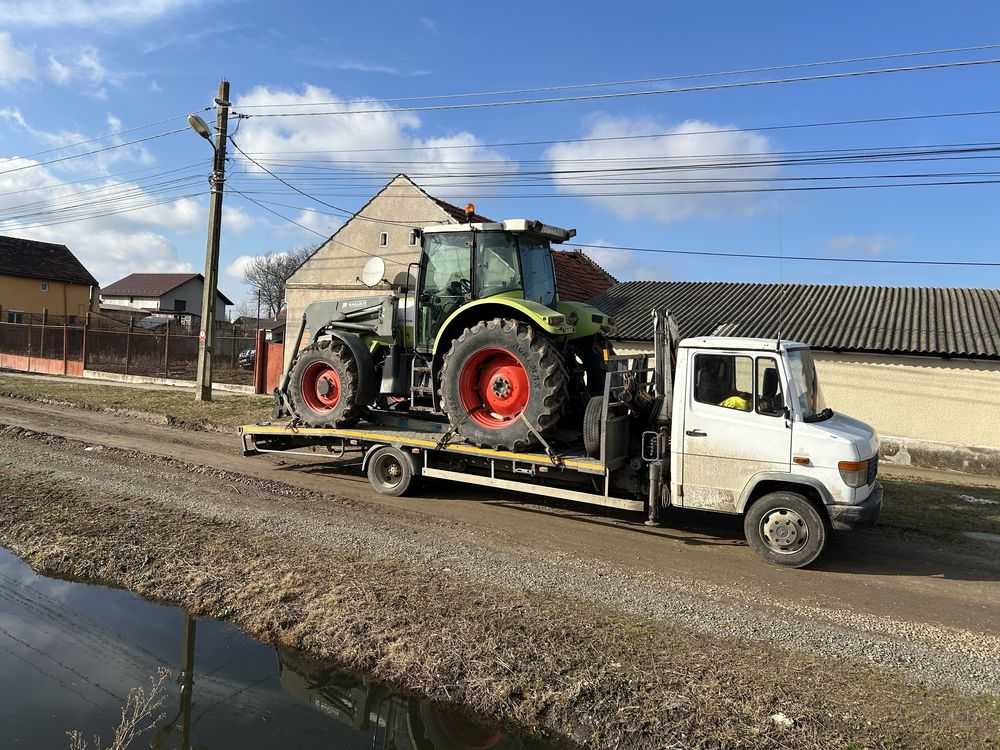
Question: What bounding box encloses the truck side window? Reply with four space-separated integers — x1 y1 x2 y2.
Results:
756 357 785 416
693 354 753 412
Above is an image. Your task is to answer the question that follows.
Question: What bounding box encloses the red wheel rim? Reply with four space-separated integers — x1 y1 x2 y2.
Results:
300 361 341 413
458 347 531 429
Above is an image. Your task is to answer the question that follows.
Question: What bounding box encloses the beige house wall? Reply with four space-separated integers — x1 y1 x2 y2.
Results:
283 175 457 367
0 274 96 319
614 341 1000 450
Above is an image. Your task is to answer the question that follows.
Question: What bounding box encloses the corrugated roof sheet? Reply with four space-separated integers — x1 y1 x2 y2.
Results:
589 281 1000 359
0 234 98 286
102 273 234 305
552 250 618 302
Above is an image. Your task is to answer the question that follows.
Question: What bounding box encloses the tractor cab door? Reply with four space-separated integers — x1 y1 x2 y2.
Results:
417 232 473 350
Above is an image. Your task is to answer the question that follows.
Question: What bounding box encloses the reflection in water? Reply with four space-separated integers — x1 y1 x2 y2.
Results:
0 549 554 749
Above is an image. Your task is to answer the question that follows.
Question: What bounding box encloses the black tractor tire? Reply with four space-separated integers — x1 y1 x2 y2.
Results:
743 491 828 568
287 339 362 427
582 395 604 458
439 318 568 452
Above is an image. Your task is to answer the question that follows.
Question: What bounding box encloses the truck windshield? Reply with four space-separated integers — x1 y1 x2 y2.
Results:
519 237 556 306
787 348 831 421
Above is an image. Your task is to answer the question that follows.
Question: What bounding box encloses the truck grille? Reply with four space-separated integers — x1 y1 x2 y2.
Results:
866 452 879 485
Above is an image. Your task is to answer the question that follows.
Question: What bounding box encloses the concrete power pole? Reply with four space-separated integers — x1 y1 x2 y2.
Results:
195 79 231 401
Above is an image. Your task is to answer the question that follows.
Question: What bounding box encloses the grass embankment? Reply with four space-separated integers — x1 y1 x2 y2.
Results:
0 372 271 432
0 446 997 749
880 473 1000 537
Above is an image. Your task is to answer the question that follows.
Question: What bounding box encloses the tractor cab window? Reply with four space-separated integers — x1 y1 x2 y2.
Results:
475 233 520 298
420 231 472 345
519 237 556 306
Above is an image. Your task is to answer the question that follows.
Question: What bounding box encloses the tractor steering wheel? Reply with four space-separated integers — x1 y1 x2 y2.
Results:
447 278 472 296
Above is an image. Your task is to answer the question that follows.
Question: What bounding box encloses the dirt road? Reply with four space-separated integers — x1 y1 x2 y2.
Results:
1 396 998 747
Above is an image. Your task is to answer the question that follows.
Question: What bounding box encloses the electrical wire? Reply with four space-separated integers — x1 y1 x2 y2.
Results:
0 127 189 177
568 241 1000 267
232 43 1000 108
235 58 1000 118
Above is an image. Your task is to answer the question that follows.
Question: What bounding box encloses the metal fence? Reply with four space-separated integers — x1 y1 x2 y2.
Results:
0 315 257 386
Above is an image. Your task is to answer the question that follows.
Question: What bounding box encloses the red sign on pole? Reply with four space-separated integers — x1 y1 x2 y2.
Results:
198 330 206 343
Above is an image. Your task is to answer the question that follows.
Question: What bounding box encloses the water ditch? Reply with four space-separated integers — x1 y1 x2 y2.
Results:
0 547 563 749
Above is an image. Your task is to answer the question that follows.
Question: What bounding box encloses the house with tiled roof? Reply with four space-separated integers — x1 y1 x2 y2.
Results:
0 235 99 323
284 173 613 365
101 272 233 327
591 280 1000 474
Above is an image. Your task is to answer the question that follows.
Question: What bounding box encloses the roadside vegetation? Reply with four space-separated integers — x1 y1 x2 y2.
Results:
0 373 271 432
1 430 998 749
879 469 1000 536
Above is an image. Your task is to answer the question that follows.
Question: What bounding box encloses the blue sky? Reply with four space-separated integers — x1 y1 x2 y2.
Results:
1 0 999 309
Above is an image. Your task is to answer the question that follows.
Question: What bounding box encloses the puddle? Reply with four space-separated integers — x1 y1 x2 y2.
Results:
0 548 561 749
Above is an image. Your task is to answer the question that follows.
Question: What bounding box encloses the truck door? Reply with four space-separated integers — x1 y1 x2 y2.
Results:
679 352 791 511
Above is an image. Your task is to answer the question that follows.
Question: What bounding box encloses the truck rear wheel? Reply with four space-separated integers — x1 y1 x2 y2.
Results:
366 445 415 496
287 339 361 428
440 318 567 452
744 491 828 568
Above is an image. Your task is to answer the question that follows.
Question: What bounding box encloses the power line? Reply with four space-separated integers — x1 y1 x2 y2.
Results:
0 109 209 166
0 127 188 177
236 58 1000 118
232 43 1000 108
569 242 1000 267
233 108 1000 155
0 191 205 231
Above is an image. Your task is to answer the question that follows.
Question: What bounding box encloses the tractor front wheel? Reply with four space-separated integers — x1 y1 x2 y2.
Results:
440 318 567 451
287 339 361 427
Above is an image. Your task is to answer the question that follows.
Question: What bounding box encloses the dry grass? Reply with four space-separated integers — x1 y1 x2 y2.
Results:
67 668 169 750
880 474 1000 536
0 373 271 432
2 464 997 749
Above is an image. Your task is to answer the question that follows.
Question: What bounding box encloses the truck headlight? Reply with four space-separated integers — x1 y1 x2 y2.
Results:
838 460 868 488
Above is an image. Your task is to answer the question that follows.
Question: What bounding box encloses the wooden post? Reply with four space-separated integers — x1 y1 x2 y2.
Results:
253 329 266 394
125 317 133 375
62 324 68 375
40 308 47 360
164 320 171 378
82 314 90 371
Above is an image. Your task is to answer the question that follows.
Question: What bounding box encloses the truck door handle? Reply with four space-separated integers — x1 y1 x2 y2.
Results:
686 429 707 437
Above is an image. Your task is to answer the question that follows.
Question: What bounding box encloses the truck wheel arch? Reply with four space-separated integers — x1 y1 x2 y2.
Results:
738 474 832 520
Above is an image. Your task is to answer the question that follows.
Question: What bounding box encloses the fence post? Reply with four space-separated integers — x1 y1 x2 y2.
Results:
253 329 266 394
26 315 32 360
164 321 171 378
125 317 133 376
40 308 47 361
82 315 90 371
63 324 68 375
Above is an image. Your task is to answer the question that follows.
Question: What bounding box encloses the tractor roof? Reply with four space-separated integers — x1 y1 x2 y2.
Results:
422 219 576 244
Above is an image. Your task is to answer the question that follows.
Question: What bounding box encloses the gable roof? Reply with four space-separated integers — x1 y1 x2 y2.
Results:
590 281 1000 359
0 235 98 286
102 273 235 305
552 250 617 302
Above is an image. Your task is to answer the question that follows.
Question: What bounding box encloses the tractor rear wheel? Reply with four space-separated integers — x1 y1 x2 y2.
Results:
287 339 362 427
440 318 567 451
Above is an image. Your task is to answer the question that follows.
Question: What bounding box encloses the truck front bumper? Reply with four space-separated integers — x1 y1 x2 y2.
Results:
827 482 883 531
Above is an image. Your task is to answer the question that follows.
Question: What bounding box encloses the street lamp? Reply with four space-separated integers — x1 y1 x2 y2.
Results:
189 80 230 401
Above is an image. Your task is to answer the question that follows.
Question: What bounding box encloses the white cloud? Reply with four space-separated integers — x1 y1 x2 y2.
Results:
0 32 37 85
545 114 778 223
580 239 672 282
232 85 509 200
224 254 261 280
825 234 896 256
221 205 255 233
0 0 201 27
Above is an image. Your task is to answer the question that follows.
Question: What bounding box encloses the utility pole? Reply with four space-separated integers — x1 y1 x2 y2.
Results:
195 79 230 401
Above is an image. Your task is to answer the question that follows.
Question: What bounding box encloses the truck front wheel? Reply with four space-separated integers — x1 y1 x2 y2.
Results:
743 491 828 568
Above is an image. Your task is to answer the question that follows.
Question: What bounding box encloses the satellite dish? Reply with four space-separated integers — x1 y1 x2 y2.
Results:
360 256 386 287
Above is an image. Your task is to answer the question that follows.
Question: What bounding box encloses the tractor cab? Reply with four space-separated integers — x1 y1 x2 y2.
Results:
415 219 576 351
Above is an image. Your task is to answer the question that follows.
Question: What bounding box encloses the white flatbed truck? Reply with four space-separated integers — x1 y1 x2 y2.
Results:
240 311 882 567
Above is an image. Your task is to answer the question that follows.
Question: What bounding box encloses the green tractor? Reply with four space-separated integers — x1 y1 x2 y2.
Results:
275 215 617 451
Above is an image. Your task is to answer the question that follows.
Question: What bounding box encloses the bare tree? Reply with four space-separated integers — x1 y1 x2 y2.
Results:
241 244 317 319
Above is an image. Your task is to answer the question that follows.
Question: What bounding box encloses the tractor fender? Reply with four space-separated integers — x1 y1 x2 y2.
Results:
322 329 378 408
432 296 574 356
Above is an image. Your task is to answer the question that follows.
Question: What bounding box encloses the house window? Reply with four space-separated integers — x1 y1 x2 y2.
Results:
379 232 388 247
7 310 24 324
409 230 418 246
39 282 48 292
175 299 186 312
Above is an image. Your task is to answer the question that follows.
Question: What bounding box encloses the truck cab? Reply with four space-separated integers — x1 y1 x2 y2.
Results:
669 336 882 566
